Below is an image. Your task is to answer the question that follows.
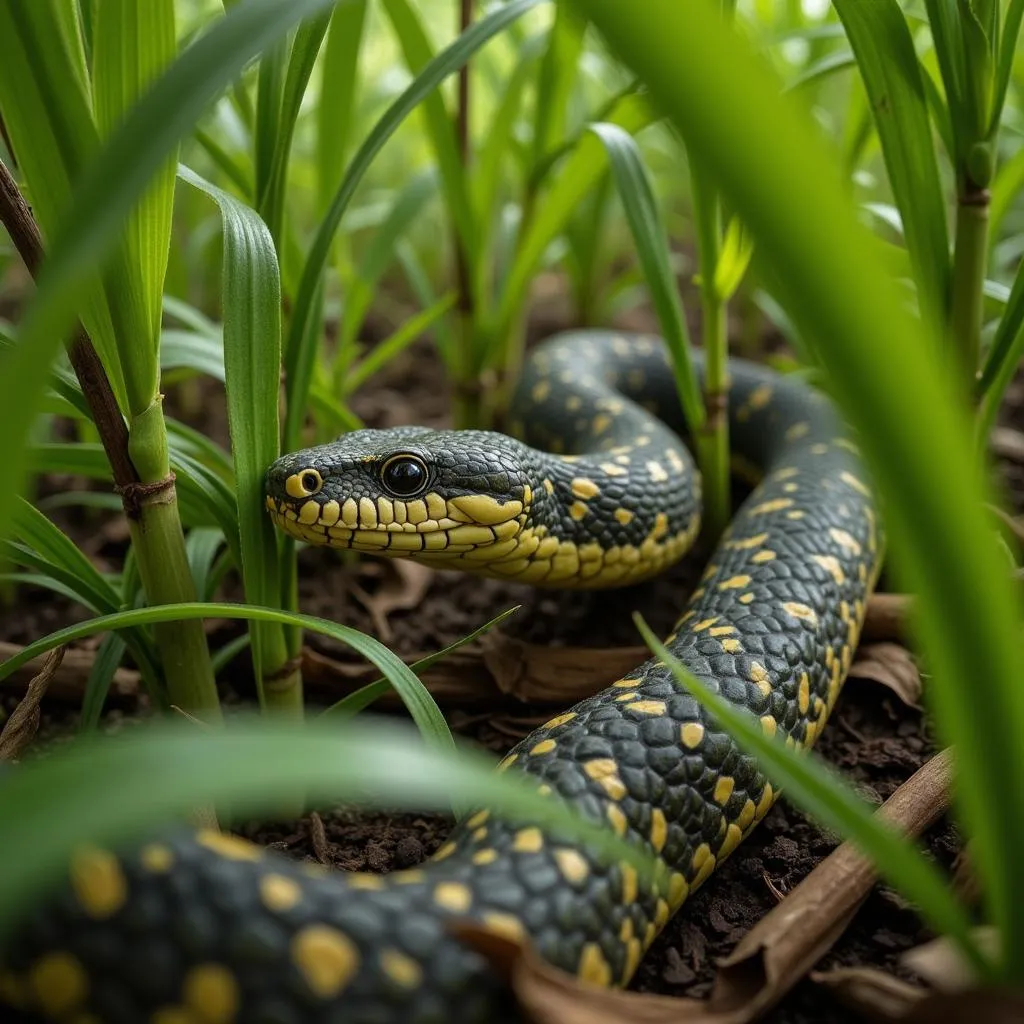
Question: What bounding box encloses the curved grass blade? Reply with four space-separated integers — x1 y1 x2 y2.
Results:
635 615 991 979
0 715 659 938
833 0 951 326
571 0 1024 976
160 329 226 382
977 254 1024 439
80 632 129 732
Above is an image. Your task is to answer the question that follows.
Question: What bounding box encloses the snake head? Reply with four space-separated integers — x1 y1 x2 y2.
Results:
264 427 536 560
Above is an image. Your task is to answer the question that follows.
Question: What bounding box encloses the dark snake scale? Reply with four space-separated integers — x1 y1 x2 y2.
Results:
0 331 883 1023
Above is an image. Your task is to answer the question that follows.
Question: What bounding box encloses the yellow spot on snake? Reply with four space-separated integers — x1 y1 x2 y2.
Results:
840 471 871 496
719 823 744 860
600 462 628 477
739 592 755 604
786 421 810 441
543 711 576 729
625 700 666 716
482 912 525 942
196 830 262 863
713 776 735 804
757 782 775 817
681 722 705 748
29 953 88 1017
543 478 554 494
348 874 384 890
722 638 741 653
749 383 773 410
292 925 359 999
731 531 769 550
751 549 776 563
614 508 634 525
783 602 818 626
183 964 238 1024
531 379 551 402
448 494 524 525
619 863 638 904
650 512 669 540
811 554 846 585
578 943 612 986
798 673 811 713
529 739 556 756
606 805 628 836
593 413 613 434
738 798 757 831
140 844 174 873
569 501 589 521
614 691 639 702
467 810 489 829
751 498 794 514
380 949 422 989
709 625 736 637
298 500 320 524
434 882 472 913
497 753 518 772
70 845 127 918
584 759 626 800
667 871 689 909
472 849 498 865
693 617 719 632
649 808 668 852
571 477 600 499
761 715 778 738
319 499 340 526
719 575 751 590
646 460 669 482
513 827 544 853
554 848 590 886
260 874 302 912
829 527 862 555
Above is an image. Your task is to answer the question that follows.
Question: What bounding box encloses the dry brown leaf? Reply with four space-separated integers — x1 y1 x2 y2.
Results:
452 751 952 1024
901 928 1000 993
0 646 64 761
811 966 928 1019
0 640 138 701
861 593 910 643
349 560 435 642
848 643 923 707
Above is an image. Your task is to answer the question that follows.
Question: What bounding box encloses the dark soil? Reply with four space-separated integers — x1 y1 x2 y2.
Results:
4 297 1017 1023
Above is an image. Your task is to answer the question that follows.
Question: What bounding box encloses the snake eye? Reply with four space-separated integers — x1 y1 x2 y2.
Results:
285 469 323 499
381 454 428 497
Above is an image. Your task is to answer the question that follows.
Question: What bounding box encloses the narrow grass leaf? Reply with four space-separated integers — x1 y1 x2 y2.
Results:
833 0 951 325
531 4 586 166
571 0 1024 974
194 126 255 198
992 1 1024 135
590 123 704 431
786 50 856 91
0 715 658 937
316 0 368 212
184 527 226 601
978 254 1024 438
635 615 991 978
991 145 1024 243
160 329 226 383
80 632 129 732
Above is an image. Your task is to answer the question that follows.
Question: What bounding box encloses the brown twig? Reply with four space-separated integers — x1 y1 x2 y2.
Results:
0 646 65 761
0 157 138 488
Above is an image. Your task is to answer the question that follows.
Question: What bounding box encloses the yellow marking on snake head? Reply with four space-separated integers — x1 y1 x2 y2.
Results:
751 549 776 563
646 460 668 482
713 776 735 804
140 844 174 873
829 527 862 555
448 494 524 525
380 949 422 989
285 469 322 499
613 507 634 526
259 874 302 912
433 882 472 913
578 943 612 986
811 554 845 585
70 845 127 919
554 848 590 886
571 477 600 499
317 499 339 526
681 722 705 748
29 952 88 1018
298 500 321 524
529 738 556 756
513 827 544 853
182 964 238 1024
625 700 666 716
291 925 359 999
472 848 498 865
568 501 588 521
340 498 359 527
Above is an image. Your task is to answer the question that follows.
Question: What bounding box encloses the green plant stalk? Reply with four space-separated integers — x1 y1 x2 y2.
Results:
126 400 221 721
690 163 731 542
949 178 991 385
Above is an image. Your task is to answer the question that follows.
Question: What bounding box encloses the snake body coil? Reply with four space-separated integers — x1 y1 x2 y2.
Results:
1 332 882 1024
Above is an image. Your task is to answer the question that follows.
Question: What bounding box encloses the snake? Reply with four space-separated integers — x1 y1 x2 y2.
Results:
0 330 883 1024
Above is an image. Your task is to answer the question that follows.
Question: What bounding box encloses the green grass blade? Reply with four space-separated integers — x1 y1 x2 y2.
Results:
254 35 288 238
786 50 856 91
177 163 288 698
570 0 1024 975
211 633 251 676
80 632 128 732
91 0 178 398
991 0 1024 136
0 601 457 754
635 615 991 978
531 4 586 168
833 0 951 326
0 0 341 546
344 293 457 394
381 0 480 295
977 253 1024 437
316 0 368 213
495 90 655 341
320 605 520 718
991 145 1024 243
184 527 226 602
160 329 226 382
283 0 544 445
588 123 704 431
194 126 255 198
0 715 658 938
